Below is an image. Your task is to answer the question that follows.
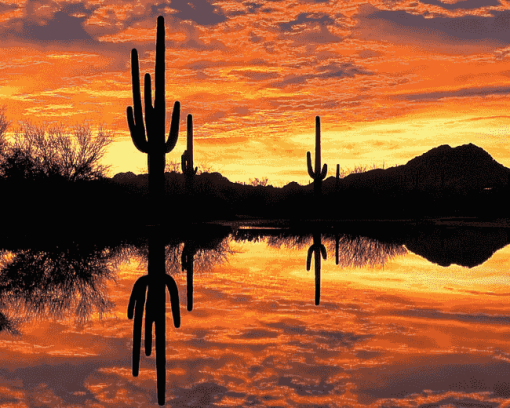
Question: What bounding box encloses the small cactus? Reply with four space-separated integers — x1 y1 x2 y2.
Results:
181 114 198 177
306 232 327 306
126 16 180 223
181 115 198 196
307 116 327 199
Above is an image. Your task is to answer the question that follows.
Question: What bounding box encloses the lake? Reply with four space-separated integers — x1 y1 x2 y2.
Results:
0 223 509 407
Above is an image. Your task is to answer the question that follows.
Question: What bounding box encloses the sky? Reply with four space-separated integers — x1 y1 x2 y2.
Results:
1 0 510 185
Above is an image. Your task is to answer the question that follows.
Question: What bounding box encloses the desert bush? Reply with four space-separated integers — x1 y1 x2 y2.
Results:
0 116 113 181
249 177 269 187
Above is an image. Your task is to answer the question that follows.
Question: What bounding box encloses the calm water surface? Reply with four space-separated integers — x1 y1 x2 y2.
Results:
1 227 510 407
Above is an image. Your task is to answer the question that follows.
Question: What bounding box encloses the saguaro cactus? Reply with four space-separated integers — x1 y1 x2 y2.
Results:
335 164 340 192
307 116 327 198
181 114 197 176
306 232 327 306
181 114 197 194
126 15 180 222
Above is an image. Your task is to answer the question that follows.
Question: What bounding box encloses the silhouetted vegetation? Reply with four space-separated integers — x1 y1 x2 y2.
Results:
307 116 328 201
126 15 181 225
181 114 197 197
0 111 112 182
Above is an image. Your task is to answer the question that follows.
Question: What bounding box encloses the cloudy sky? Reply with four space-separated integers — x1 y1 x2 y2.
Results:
1 0 510 184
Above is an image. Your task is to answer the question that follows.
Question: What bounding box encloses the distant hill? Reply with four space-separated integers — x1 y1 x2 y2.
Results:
322 143 510 194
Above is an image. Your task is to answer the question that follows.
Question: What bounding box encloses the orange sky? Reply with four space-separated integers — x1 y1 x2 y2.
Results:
1 0 510 184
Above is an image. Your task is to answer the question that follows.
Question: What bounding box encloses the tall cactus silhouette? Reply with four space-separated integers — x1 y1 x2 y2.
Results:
181 114 197 194
307 116 327 199
128 227 181 406
306 232 327 306
126 15 180 222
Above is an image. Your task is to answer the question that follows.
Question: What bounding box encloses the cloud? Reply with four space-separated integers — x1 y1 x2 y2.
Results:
355 4 510 53
232 70 280 81
420 0 500 11
391 85 510 102
152 0 227 26
279 13 335 32
2 2 96 43
390 307 510 325
269 62 373 88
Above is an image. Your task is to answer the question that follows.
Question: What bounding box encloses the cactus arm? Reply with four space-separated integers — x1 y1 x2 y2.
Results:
127 48 149 153
165 275 181 328
306 246 313 271
127 276 149 377
320 163 327 180
181 150 188 173
165 101 180 153
320 244 327 260
127 107 148 153
131 49 144 131
187 114 193 167
127 276 149 319
181 251 186 271
145 307 154 356
193 166 198 175
307 152 315 179
144 73 155 143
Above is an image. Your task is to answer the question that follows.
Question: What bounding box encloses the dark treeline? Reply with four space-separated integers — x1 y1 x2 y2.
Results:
2 141 510 228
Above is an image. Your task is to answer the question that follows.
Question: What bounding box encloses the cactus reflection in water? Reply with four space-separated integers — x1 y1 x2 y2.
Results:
181 242 198 312
306 232 327 306
307 116 328 200
126 15 180 223
127 228 181 406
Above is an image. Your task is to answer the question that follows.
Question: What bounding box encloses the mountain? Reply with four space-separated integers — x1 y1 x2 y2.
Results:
324 143 510 194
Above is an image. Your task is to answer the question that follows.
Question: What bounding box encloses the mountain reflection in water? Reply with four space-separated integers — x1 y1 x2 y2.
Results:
0 225 509 406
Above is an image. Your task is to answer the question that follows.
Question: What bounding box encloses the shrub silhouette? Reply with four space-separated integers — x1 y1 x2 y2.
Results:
0 120 113 181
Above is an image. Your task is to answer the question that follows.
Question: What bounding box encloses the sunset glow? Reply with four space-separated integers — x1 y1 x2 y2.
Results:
2 0 510 184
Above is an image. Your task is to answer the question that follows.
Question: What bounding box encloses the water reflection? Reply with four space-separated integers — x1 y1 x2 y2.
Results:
1 224 509 406
326 233 408 268
306 232 327 306
0 242 123 335
126 224 234 405
181 241 197 312
127 226 181 406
